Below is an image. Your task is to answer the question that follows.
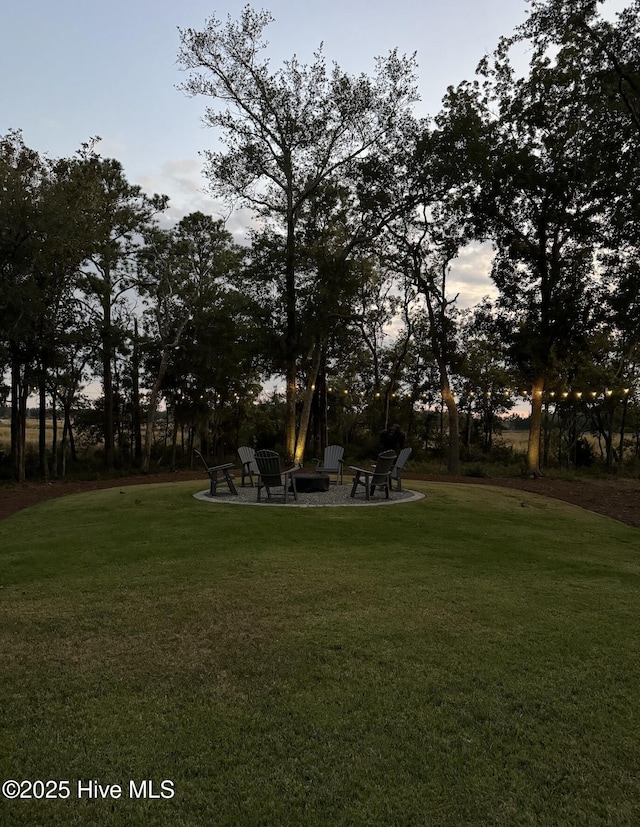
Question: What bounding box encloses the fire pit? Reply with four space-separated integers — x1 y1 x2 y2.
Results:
292 472 331 493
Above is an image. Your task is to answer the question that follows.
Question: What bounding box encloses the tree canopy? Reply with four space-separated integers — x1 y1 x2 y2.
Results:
1 1 640 480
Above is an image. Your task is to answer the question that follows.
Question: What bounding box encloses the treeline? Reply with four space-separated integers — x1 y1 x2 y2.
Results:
1 0 639 480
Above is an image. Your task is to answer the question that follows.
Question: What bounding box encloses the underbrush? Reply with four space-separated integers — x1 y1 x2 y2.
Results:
1 439 638 487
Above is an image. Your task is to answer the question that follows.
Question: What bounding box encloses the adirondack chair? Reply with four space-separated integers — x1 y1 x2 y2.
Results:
349 450 396 501
237 445 260 487
312 444 345 484
389 447 412 491
193 449 238 497
254 449 300 504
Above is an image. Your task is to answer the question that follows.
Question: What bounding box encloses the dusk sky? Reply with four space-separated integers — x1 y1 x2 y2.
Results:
1 0 628 306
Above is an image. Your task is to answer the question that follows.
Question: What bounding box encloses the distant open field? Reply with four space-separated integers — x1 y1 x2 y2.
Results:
498 430 529 451
499 429 618 457
0 418 45 448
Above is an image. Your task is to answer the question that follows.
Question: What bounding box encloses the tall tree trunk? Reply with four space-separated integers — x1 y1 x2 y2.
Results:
51 391 58 479
131 323 142 464
294 346 323 465
618 393 629 468
60 417 67 478
543 400 551 466
38 367 49 480
102 279 115 469
312 354 328 456
422 270 460 475
526 374 545 477
284 196 298 463
142 322 188 473
10 354 28 483
142 361 167 473
64 405 77 463
285 364 297 463
603 406 615 470
441 375 460 474
171 414 179 471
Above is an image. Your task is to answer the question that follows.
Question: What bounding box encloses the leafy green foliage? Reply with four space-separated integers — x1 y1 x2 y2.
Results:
178 6 419 459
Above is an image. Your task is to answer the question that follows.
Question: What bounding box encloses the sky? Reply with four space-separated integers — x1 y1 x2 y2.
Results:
0 0 629 309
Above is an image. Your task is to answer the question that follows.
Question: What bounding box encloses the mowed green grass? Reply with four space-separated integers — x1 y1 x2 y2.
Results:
0 481 639 826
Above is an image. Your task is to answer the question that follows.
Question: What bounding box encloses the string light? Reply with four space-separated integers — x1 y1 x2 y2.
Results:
237 386 638 407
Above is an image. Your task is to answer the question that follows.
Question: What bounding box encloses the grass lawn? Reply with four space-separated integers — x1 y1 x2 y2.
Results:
0 481 639 826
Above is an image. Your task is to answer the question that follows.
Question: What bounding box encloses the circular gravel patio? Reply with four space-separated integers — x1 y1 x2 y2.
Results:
193 484 424 508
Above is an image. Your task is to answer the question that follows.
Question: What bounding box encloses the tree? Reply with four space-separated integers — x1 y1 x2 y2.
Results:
457 301 516 452
73 151 168 468
382 147 470 474
47 325 93 475
518 0 640 444
399 231 464 474
436 31 604 475
137 212 243 471
289 182 401 461
178 6 418 460
0 131 45 480
520 0 639 135
29 152 104 478
0 132 95 480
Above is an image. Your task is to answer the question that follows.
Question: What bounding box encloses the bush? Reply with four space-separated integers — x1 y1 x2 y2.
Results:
574 437 595 468
463 464 490 478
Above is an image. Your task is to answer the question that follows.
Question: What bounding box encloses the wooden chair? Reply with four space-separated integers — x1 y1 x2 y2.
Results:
237 445 259 487
389 447 412 491
312 444 345 485
193 449 237 497
254 449 300 504
349 450 396 501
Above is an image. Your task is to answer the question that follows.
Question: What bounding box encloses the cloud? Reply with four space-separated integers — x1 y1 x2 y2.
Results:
95 135 127 162
135 158 254 242
134 161 500 305
448 241 497 308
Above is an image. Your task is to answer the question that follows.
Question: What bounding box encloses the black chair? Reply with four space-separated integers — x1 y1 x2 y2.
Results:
312 444 345 485
349 450 396 501
194 449 237 496
389 447 412 491
237 445 259 487
254 449 300 504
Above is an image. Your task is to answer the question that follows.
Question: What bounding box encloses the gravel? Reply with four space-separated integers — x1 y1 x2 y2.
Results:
193 481 424 508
